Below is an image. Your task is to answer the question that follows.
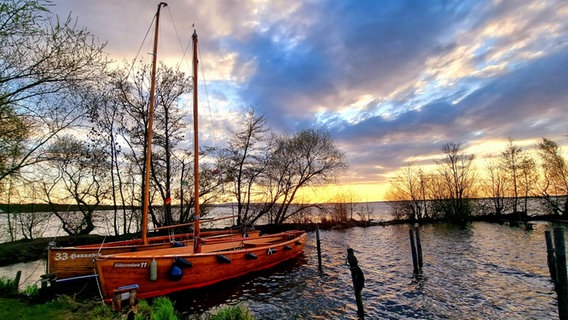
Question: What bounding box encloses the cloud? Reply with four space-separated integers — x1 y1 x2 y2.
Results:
49 0 568 191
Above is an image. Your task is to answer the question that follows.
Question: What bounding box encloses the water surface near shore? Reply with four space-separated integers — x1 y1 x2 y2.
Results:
172 221 559 319
0 221 563 319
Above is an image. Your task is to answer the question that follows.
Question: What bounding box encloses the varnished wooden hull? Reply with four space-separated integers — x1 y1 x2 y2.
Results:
95 230 307 302
48 230 258 280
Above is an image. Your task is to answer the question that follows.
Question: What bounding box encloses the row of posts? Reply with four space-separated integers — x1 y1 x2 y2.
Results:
545 227 568 319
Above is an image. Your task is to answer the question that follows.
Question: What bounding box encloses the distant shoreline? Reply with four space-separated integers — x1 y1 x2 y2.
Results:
1 212 566 268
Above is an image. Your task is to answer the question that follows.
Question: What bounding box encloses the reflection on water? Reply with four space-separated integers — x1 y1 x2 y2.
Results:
0 221 562 319
0 202 396 243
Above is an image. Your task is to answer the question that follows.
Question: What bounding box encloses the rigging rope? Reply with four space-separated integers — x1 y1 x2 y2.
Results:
166 6 192 73
126 12 156 82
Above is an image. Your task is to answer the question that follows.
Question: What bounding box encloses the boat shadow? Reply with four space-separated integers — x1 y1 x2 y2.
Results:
169 252 308 315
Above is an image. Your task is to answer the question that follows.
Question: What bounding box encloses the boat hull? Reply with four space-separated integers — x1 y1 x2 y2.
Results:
95 230 307 302
48 230 258 280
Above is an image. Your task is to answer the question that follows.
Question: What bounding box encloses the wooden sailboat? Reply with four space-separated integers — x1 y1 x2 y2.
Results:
46 2 247 281
94 27 307 303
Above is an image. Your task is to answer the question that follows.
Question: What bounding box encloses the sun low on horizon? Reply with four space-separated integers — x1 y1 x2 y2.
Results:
294 183 390 204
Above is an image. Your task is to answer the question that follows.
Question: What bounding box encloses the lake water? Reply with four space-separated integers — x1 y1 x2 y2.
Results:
164 221 560 319
0 202 395 242
0 204 564 319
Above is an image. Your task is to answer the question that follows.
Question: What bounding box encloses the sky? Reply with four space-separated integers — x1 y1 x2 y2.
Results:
50 0 568 202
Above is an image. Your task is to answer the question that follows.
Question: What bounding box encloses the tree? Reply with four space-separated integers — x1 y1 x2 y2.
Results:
537 138 568 216
0 0 108 182
501 138 522 214
40 135 111 235
386 163 430 222
109 62 191 228
151 64 191 226
217 110 270 226
483 157 508 216
0 104 30 180
217 116 347 225
518 155 537 214
175 148 221 224
261 128 347 224
435 141 477 224
88 78 128 236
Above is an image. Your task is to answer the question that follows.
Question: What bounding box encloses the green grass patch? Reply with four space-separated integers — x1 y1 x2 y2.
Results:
208 303 255 320
149 296 177 320
0 294 191 320
0 276 18 296
0 296 84 320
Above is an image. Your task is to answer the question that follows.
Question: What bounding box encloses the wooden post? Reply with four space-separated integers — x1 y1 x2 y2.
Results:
409 229 419 274
553 227 568 319
545 230 557 282
39 273 56 302
347 248 365 319
415 226 423 271
316 224 323 274
13 271 21 294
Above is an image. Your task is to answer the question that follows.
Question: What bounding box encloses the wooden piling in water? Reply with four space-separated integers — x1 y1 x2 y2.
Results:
553 227 568 319
545 230 557 282
316 224 323 274
415 227 423 271
409 229 419 274
347 248 365 319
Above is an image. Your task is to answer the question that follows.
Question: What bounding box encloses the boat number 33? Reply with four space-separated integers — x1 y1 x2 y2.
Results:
54 252 99 260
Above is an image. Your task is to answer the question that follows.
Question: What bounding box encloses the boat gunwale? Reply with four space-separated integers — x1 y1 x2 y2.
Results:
94 231 306 259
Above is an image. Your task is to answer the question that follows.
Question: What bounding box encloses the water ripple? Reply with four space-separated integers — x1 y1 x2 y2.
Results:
169 222 563 319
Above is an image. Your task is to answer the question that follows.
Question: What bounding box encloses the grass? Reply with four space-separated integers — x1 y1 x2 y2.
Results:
0 295 257 320
0 274 252 320
149 297 177 320
0 294 185 320
0 276 18 296
0 295 89 320
208 304 255 320
131 297 177 320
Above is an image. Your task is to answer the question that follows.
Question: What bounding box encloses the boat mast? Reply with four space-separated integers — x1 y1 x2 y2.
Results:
142 2 168 245
192 30 201 252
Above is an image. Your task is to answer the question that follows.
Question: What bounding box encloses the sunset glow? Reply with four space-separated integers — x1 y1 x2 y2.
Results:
49 0 568 202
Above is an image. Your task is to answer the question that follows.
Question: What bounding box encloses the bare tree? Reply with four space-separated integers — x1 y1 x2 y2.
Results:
0 0 108 182
174 147 223 224
537 138 568 216
88 79 128 236
518 155 538 214
386 163 429 222
261 128 347 224
500 138 522 215
217 110 270 226
40 135 111 235
435 142 477 224
110 62 191 228
149 64 191 226
484 157 508 216
217 120 347 225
